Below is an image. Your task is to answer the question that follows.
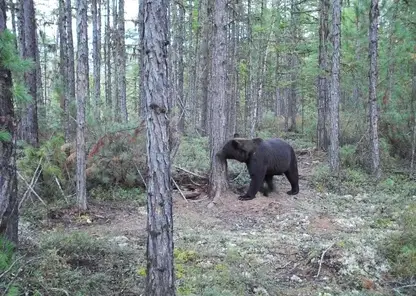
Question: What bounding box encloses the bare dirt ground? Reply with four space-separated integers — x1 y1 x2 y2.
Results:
22 151 404 295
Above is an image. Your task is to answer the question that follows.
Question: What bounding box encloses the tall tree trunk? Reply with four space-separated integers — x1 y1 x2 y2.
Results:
209 0 228 204
317 0 329 150
66 0 75 138
411 62 416 172
92 0 101 120
329 0 341 175
105 0 112 115
247 0 256 138
227 0 237 138
200 0 211 136
20 0 39 147
59 0 70 142
112 0 119 121
175 1 185 132
0 2 19 245
384 3 398 111
368 0 380 178
138 0 145 118
75 0 88 210
9 1 18 49
142 0 175 294
118 0 127 122
189 0 201 133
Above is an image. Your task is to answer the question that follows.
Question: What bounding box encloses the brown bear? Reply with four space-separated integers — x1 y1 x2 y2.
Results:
217 136 299 200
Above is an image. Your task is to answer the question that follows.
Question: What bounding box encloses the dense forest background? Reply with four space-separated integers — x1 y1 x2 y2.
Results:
1 0 416 294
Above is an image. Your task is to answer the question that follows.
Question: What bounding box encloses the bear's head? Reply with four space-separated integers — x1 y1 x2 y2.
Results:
217 136 263 163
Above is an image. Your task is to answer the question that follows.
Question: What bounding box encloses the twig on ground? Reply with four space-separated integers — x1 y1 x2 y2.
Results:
0 256 24 279
173 165 206 179
171 177 187 202
47 287 70 296
54 176 69 204
17 169 47 207
19 157 43 207
315 242 335 278
134 163 147 189
1 265 23 296
393 284 416 295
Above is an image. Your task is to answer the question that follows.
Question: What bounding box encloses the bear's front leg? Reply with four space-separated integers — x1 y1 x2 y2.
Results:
238 168 266 201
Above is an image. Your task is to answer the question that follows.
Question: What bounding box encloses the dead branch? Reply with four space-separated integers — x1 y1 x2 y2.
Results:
315 242 335 278
17 171 47 207
18 158 44 208
54 176 69 204
134 163 147 189
171 177 187 202
173 165 206 179
184 192 201 199
0 256 23 279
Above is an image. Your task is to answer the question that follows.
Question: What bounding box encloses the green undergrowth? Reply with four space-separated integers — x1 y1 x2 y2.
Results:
89 186 147 205
15 231 141 295
382 203 416 280
0 237 20 296
311 163 416 197
137 246 276 296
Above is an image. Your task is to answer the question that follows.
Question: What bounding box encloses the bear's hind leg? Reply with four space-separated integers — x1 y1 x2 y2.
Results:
284 170 299 195
261 175 274 197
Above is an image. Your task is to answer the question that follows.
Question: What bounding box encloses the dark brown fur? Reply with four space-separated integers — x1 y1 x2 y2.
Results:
217 137 299 200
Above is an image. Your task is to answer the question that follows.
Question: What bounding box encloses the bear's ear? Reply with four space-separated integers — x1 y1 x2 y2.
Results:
233 133 240 138
231 139 241 149
252 138 263 145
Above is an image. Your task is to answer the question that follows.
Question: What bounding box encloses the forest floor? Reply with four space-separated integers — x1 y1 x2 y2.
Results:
17 150 413 296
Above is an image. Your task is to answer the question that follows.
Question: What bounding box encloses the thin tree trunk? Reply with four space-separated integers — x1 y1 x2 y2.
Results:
200 0 211 136
176 1 185 132
384 3 398 111
112 0 119 121
75 0 88 210
317 0 329 150
142 0 175 293
189 0 201 133
228 0 237 138
209 0 228 204
92 0 101 120
329 0 341 175
59 0 70 142
411 62 416 171
20 0 39 147
138 0 145 118
9 1 18 49
66 0 75 137
368 0 380 179
105 0 112 115
118 0 127 122
0 1 19 245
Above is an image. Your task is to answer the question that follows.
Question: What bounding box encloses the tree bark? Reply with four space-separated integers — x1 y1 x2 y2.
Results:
105 0 112 114
329 0 341 175
138 0 145 118
142 0 175 294
66 0 75 121
75 0 88 210
59 0 70 142
368 0 381 179
317 0 329 150
209 0 228 204
20 0 39 147
411 62 416 172
92 0 101 120
0 3 19 246
176 1 185 132
118 0 127 122
199 0 211 136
